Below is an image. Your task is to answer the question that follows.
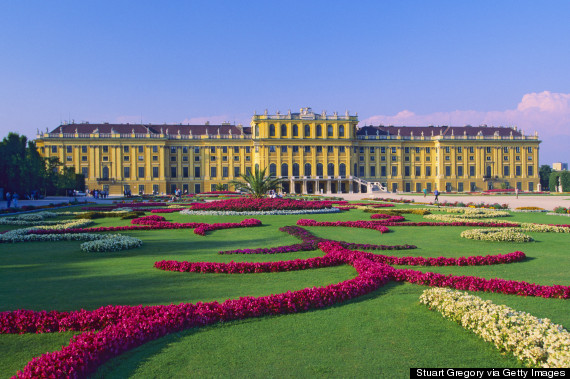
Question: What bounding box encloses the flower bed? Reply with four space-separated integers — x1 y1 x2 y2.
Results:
297 219 391 233
179 208 341 216
80 235 143 252
189 198 336 212
460 228 534 242
420 288 570 368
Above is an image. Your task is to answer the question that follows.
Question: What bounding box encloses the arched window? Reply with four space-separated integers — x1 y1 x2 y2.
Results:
327 163 334 177
292 163 300 177
304 124 310 137
316 163 323 177
281 124 287 137
304 163 312 177
339 163 346 177
327 124 333 137
102 166 109 179
269 124 275 137
339 125 345 137
292 124 298 137
316 124 322 137
254 125 259 137
269 163 277 177
281 163 289 177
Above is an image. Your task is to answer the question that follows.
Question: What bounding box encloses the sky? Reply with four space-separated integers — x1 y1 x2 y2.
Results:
0 1 568 165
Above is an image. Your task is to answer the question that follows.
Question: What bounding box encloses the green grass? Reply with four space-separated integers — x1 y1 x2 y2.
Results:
0 206 569 377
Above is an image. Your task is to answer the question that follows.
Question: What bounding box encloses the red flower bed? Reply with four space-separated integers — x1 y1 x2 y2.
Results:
190 198 336 212
297 219 390 233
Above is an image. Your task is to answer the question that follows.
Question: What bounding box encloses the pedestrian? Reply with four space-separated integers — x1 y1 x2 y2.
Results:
6 192 11 208
12 193 19 208
515 188 519 199
423 188 427 198
434 189 439 202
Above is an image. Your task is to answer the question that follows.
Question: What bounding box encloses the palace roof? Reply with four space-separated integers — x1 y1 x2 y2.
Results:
356 125 523 138
49 123 251 136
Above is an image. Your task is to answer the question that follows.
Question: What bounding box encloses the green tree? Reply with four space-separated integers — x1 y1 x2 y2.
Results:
539 165 552 190
229 167 284 198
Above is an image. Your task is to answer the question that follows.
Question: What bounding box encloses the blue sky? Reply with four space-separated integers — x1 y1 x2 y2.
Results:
1 1 569 164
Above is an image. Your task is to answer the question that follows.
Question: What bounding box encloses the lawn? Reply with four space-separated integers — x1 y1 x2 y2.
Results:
0 205 568 377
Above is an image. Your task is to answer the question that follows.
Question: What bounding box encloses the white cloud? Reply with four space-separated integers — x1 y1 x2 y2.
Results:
362 91 570 165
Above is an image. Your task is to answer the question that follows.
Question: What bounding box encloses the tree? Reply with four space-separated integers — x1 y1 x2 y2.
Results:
539 165 552 191
229 167 284 198
214 183 226 191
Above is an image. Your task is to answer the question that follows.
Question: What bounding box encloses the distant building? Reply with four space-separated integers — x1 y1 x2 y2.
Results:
552 162 568 171
34 107 541 195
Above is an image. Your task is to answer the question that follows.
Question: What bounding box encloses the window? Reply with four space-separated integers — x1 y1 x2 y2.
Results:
404 166 410 176
339 125 344 137
391 166 397 177
369 147 375 153
234 146 239 153
269 146 276 153
370 166 376 177
359 156 364 162
503 147 509 153
316 146 322 153
269 164 277 177
426 147 430 153
486 156 491 161
81 167 88 178
469 156 474 161
170 167 177 178
292 146 299 153
469 147 474 153
171 146 176 154
210 166 217 178
269 124 275 137
281 163 288 177
138 155 144 161
380 166 386 177
445 147 450 154
222 166 229 178
124 155 130 161
183 147 188 154
245 146 250 153
486 147 491 153
457 156 462 161
457 147 462 153
281 146 288 153
194 167 201 178
102 156 109 161
415 147 420 153
153 146 158 153
527 147 532 153
359 166 365 176
245 156 250 161
183 167 189 178
528 165 534 176
457 166 463 177
234 167 240 177
327 146 334 153
194 147 200 153
381 147 386 154
222 146 227 154
210 147 216 153
82 146 87 153
304 163 311 176
292 124 298 137
339 163 346 177
515 146 521 153
153 167 159 178
210 156 216 161
415 166 421 176
170 156 176 162
470 166 475 176
391 147 396 154
391 156 397 161
82 156 87 162
233 156 239 161
281 124 287 137
66 146 72 153
503 166 509 176
316 125 322 137
327 163 334 176
445 156 450 161
194 156 200 162
66 156 72 161
292 163 300 176
327 125 333 137
339 146 345 153
304 124 310 137
370 156 375 161
103 146 109 153
138 167 145 178
405 147 410 154
445 166 451 176
426 166 431 177
503 155 509 161
516 156 521 161
404 156 409 162
182 156 188 162
304 146 311 153
527 156 533 161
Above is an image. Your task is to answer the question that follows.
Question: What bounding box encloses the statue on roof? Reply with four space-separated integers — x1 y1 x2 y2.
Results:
75 128 78 134
93 128 99 134
160 127 163 134
178 129 181 135
397 129 400 136
132 128 135 134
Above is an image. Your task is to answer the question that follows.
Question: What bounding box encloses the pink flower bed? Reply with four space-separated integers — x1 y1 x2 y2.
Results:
297 219 390 233
26 216 262 236
190 198 335 212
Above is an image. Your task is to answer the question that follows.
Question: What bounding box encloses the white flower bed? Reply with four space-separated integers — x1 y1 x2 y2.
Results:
520 223 570 233
546 213 570 217
179 208 341 216
0 219 95 243
0 211 60 225
420 288 570 368
512 209 548 213
460 228 533 242
80 234 143 252
1 232 109 243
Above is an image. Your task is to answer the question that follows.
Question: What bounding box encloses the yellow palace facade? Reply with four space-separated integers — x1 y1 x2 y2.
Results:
35 107 541 195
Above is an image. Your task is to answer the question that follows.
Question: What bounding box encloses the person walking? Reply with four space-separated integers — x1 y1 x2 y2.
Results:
6 192 11 208
12 193 19 208
434 189 439 202
423 188 427 198
515 188 519 199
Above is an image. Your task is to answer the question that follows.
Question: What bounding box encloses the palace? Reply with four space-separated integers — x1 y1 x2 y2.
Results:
35 107 541 195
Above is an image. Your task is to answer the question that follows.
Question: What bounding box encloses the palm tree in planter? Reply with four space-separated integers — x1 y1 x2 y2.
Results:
229 167 284 198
